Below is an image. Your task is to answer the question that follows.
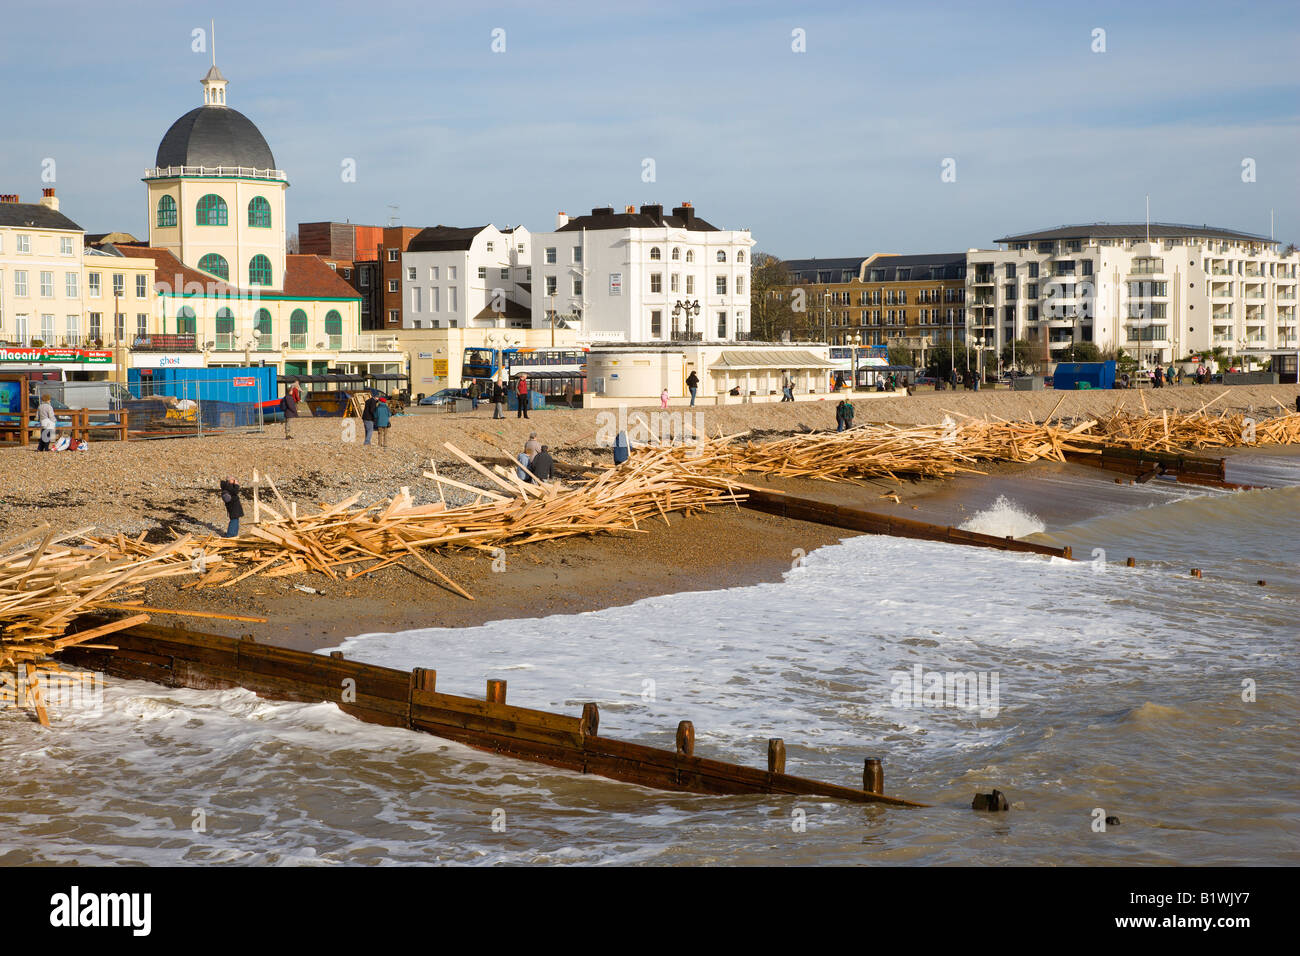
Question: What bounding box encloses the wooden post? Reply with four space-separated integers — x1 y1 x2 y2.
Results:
675 720 695 756
863 758 883 794
412 667 437 692
1062 545 1073 560
580 702 599 737
767 738 786 774
1126 557 1136 567
329 651 344 659
252 468 261 524
486 679 506 704
1191 568 1202 578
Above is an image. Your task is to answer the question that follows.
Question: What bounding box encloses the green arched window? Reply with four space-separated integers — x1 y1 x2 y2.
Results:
215 307 235 350
289 309 308 350
196 194 228 226
156 195 177 228
248 254 272 286
325 309 342 349
248 197 271 228
176 305 196 336
198 253 229 280
254 308 273 350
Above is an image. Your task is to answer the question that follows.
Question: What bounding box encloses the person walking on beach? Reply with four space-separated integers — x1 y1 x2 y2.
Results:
686 370 699 406
468 380 481 411
516 374 530 419
219 476 244 538
835 399 846 431
374 395 391 448
492 379 505 419
362 392 378 444
841 397 855 430
281 387 298 439
948 367 958 391
36 394 56 452
1152 366 1164 388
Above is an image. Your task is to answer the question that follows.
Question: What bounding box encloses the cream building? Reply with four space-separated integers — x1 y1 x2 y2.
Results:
0 191 87 349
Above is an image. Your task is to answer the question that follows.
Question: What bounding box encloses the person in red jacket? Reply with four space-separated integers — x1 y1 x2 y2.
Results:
516 374 530 419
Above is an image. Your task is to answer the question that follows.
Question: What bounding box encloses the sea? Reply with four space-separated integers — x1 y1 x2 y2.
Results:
2 449 1297 866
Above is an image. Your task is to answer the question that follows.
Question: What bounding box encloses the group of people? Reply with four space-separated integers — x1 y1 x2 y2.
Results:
516 431 554 483
480 375 532 420
835 397 856 431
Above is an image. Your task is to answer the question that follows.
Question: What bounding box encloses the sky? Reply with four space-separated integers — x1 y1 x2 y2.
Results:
2 0 1297 257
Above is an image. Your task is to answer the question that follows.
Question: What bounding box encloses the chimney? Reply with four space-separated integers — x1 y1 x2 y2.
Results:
0 194 19 204
624 205 636 214
672 203 696 225
39 187 58 212
639 204 663 222
556 211 569 229
591 206 614 216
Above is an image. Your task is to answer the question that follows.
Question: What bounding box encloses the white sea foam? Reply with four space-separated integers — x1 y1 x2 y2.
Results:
958 495 1045 538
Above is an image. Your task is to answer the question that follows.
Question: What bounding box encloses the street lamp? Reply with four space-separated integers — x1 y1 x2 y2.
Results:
672 299 700 340
850 331 862 390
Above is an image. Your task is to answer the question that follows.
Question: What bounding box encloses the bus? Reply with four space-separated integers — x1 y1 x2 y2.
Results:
827 346 885 389
461 346 588 404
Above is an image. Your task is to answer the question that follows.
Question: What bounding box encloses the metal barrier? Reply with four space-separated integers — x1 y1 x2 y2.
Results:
38 375 265 441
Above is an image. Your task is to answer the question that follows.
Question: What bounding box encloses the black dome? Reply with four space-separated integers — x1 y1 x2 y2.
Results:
155 106 276 169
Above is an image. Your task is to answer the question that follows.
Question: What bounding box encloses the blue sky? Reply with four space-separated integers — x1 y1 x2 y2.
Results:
2 0 1297 257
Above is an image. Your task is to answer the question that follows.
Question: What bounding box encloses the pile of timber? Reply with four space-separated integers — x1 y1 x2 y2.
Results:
1093 392 1300 453
0 526 212 724
83 442 746 598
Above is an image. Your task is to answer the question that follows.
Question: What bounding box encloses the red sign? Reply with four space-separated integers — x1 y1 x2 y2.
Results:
0 346 113 365
232 377 256 387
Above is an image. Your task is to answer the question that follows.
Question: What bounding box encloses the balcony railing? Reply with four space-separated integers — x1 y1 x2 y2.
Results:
132 334 198 352
145 164 287 181
670 330 703 342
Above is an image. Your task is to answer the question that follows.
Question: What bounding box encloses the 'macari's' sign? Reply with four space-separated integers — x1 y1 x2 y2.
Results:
0 347 113 364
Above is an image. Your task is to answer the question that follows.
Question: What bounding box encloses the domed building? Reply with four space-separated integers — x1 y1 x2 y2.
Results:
145 65 286 291
112 63 382 381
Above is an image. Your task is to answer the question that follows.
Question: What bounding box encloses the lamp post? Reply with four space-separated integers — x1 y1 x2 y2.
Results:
549 291 556 348
850 331 862 390
672 299 700 340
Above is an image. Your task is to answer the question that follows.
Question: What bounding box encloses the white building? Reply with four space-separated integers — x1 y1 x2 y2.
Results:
0 191 87 349
530 204 755 342
966 223 1299 367
400 224 532 330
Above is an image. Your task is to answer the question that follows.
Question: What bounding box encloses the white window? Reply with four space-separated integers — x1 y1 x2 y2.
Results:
716 275 727 295
717 311 727 337
412 320 422 328
737 251 745 263
686 275 695 294
736 275 745 293
650 247 661 260
407 266 417 281
61 236 74 255
89 312 101 340
650 273 662 293
526 268 532 281
500 268 509 280
65 272 79 297
716 250 727 262
389 309 400 322
431 287 440 312
361 300 370 313
486 241 495 253
671 247 680 261
66 314 79 342
136 274 147 298
388 249 399 262
15 270 28 296
137 313 148 338
388 279 399 293
477 266 487 280
343 269 352 279
448 266 457 280
545 247 557 264
17 234 30 253
15 314 29 339
685 250 694 263
40 271 53 297
573 277 583 296
328 262 337 270
87 272 99 296
574 246 582 263
41 314 55 341
545 276 557 295
448 287 458 311
112 273 124 296
429 266 439 280
670 274 680 292
411 287 422 312
359 269 369 287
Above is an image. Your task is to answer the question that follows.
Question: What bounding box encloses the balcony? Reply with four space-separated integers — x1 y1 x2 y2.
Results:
670 330 703 342
145 164 287 182
1 334 108 349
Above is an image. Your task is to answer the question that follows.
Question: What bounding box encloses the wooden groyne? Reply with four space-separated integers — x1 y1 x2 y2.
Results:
1061 447 1250 489
55 618 926 807
731 484 1072 559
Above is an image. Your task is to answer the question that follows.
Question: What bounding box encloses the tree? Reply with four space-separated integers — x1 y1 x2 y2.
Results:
1000 339 1032 370
925 344 978 378
749 252 800 341
287 231 300 254
1056 342 1102 363
886 344 913 368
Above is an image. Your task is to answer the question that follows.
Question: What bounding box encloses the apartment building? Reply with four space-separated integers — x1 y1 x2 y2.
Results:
0 191 87 349
379 226 421 330
966 224 1300 366
529 203 755 342
400 224 532 330
299 221 383 329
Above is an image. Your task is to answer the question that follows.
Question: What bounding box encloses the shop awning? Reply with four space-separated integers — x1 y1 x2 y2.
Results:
709 349 838 370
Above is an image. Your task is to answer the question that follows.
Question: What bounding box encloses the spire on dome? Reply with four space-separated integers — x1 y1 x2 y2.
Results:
201 19 227 105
